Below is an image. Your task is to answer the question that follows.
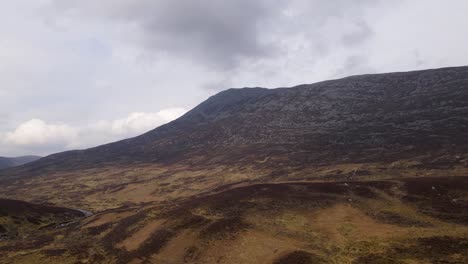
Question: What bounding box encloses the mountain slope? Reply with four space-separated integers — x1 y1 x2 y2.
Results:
0 198 85 240
0 66 467 211
0 67 467 264
0 158 15 170
5 66 468 173
0 156 41 170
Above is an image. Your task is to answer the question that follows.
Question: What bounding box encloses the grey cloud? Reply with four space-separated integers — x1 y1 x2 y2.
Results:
138 1 281 69
49 0 380 70
50 0 285 69
335 55 376 78
341 20 374 46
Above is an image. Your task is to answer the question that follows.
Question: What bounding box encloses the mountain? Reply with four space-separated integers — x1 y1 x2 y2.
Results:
0 67 467 263
6 66 468 172
1 66 467 211
0 156 41 170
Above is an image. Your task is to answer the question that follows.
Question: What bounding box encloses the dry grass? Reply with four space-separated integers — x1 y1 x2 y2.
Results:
117 220 165 251
1 176 467 263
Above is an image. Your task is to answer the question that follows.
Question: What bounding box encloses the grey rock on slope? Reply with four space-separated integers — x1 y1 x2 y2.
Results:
2 66 468 179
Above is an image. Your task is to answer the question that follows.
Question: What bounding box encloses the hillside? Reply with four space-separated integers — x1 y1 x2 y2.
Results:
1 177 467 263
1 66 467 211
4 66 468 174
0 156 41 170
0 198 85 239
0 66 467 263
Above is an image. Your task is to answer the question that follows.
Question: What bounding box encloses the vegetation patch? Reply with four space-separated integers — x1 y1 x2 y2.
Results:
402 177 468 224
41 248 68 256
373 211 432 227
86 222 114 236
353 236 468 264
133 228 175 257
183 246 200 262
200 216 251 240
274 250 327 264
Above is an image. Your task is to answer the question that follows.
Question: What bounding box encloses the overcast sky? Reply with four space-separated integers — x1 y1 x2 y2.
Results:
1 0 468 157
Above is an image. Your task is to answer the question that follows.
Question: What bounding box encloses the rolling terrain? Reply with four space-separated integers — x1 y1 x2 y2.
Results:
0 66 467 263
0 156 41 170
0 198 85 240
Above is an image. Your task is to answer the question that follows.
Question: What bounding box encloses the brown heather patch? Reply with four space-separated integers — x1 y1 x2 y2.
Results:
352 236 468 264
309 204 409 244
116 219 165 251
151 229 198 263
274 250 327 264
199 216 251 240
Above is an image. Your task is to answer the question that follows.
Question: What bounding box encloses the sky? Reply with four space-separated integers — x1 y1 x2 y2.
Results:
1 0 468 157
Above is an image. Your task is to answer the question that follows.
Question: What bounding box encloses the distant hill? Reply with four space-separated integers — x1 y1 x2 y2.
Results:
0 155 41 170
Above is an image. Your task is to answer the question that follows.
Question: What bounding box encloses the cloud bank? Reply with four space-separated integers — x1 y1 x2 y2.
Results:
2 108 186 156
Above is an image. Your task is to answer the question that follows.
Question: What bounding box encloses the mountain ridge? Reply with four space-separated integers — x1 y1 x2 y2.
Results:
3 65 467 178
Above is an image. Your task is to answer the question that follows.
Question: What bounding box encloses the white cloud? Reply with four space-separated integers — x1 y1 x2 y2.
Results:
1 108 186 156
4 119 77 146
106 108 186 136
